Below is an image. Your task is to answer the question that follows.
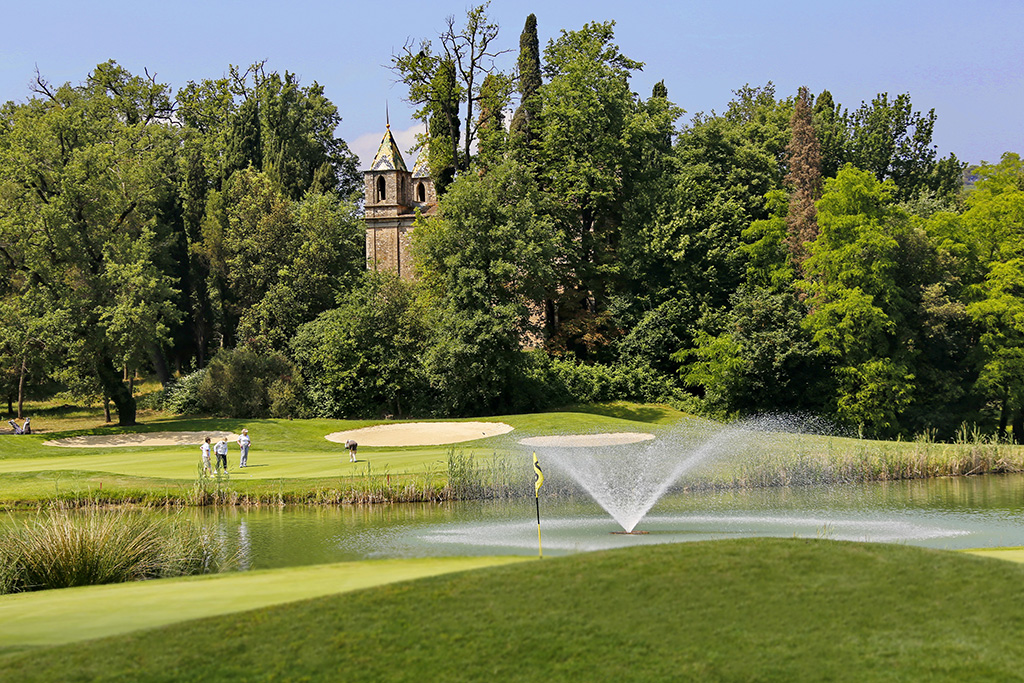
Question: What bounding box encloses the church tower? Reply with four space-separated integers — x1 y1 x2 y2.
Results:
364 124 437 279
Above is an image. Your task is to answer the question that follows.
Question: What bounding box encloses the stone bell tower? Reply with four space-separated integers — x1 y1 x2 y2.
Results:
364 124 437 279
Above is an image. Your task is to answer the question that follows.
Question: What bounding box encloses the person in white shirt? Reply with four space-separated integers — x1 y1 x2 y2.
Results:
214 437 229 474
237 429 251 467
200 437 212 476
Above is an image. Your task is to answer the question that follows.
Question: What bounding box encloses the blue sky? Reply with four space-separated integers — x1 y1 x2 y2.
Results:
3 0 1021 168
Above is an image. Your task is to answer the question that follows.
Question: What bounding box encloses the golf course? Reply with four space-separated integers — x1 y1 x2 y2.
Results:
4 538 1024 680
2 402 1024 680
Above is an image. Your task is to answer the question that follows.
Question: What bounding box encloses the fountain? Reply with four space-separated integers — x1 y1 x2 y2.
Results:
524 414 832 533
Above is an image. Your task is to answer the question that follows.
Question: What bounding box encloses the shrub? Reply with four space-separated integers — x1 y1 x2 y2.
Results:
0 510 234 594
161 367 208 414
197 347 302 418
527 354 688 407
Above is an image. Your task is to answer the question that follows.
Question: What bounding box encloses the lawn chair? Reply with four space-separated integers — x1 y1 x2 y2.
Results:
8 419 23 435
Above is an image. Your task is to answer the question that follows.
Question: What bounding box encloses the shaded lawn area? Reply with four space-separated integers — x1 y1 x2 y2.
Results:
4 539 1024 681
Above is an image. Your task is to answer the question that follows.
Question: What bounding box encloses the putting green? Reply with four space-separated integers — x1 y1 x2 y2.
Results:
963 547 1024 563
0 447 458 480
0 556 529 652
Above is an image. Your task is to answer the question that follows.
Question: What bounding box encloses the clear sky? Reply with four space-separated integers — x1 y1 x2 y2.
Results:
3 0 1021 169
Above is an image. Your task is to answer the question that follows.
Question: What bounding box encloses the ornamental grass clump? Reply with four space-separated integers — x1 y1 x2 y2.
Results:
0 509 234 594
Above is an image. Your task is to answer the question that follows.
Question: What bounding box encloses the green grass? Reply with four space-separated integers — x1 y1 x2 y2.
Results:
0 408 679 506
0 556 528 654
4 539 1024 680
3 401 1024 507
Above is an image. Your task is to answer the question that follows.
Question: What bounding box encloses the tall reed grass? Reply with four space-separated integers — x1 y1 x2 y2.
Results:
706 426 1024 490
0 508 235 594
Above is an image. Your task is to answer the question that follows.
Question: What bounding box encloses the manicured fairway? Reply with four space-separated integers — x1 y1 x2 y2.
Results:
0 447 455 480
0 410 686 503
0 556 529 654
5 539 1024 681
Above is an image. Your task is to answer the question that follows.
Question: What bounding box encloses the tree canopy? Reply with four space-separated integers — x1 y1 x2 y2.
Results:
2 16 1018 443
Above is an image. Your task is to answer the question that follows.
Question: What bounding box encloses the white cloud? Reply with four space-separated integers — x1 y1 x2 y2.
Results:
350 122 425 171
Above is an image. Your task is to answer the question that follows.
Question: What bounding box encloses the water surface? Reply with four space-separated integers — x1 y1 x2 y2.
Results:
157 473 1024 569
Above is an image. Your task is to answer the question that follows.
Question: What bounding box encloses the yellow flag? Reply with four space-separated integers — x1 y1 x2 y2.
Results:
533 452 544 497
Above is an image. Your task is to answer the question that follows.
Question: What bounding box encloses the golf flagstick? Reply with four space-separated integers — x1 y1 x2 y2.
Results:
533 452 544 558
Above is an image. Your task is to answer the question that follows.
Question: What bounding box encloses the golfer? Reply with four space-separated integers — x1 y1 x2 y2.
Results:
200 437 212 476
214 436 229 474
345 439 358 462
237 429 251 467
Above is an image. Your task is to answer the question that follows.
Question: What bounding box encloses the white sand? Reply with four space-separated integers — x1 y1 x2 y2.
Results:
518 432 655 447
43 431 238 448
324 422 514 447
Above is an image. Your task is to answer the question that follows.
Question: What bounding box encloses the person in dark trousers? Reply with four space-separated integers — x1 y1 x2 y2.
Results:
214 436 229 474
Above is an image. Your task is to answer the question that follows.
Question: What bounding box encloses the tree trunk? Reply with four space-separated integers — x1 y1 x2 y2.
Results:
17 356 27 419
998 389 1010 440
149 345 171 386
96 358 136 426
103 396 111 423
1013 407 1024 445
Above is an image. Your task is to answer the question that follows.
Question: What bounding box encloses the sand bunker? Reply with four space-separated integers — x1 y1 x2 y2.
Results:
518 432 655 447
44 431 237 448
324 422 514 447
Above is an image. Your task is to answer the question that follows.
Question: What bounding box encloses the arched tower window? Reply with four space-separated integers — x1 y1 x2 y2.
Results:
376 176 386 202
417 182 426 203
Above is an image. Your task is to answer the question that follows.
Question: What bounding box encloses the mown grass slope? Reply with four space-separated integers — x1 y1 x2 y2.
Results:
3 538 1024 681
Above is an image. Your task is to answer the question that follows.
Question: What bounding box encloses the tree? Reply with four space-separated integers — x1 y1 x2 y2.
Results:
291 274 432 418
509 13 542 157
812 89 847 179
681 287 821 415
474 73 512 173
173 64 360 363
235 191 364 350
651 85 792 322
177 62 360 201
0 63 181 424
198 168 363 351
415 160 559 323
845 92 963 201
955 153 1024 438
800 166 922 434
392 3 508 176
538 21 644 356
785 86 822 266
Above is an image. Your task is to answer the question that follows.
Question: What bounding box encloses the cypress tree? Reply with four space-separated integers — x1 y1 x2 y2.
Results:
785 86 822 267
476 73 510 174
509 14 541 153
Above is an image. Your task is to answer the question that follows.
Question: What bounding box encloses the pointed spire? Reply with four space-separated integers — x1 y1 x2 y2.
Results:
370 111 407 172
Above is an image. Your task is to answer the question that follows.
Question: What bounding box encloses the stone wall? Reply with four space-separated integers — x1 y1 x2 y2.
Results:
366 220 415 279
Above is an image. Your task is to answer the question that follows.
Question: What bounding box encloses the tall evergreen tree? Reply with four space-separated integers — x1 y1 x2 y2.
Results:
812 89 846 179
784 86 822 266
475 73 512 173
425 59 462 193
509 13 541 154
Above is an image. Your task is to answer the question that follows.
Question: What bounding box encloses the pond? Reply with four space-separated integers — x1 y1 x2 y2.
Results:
161 473 1024 570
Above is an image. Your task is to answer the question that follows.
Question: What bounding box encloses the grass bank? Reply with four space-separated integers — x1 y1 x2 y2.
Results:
0 556 528 655
4 539 1024 680
2 402 1024 508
